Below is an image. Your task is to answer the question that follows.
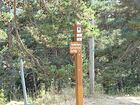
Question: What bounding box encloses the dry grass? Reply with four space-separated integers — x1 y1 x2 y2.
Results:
33 88 75 105
5 88 140 105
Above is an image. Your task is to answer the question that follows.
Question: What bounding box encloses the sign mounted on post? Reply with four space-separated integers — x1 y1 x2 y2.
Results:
73 22 83 42
70 42 82 54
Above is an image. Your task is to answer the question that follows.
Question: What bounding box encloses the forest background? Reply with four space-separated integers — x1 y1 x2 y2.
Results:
0 0 140 104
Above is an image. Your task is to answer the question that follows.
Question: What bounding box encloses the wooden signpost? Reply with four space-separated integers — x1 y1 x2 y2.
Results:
70 22 83 105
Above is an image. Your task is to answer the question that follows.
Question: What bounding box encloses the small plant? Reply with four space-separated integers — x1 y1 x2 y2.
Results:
0 89 5 105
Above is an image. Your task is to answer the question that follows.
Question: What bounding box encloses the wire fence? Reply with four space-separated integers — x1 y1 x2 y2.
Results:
0 46 77 104
1 41 140 104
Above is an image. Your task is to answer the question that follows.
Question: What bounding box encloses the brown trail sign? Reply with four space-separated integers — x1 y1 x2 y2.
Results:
70 42 82 54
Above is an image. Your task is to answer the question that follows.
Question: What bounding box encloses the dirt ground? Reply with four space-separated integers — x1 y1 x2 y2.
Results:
49 95 140 105
6 95 140 105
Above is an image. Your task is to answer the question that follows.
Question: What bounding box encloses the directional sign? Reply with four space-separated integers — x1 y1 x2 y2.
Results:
77 34 82 37
73 22 83 42
76 37 82 42
73 22 82 34
77 26 82 33
70 42 82 54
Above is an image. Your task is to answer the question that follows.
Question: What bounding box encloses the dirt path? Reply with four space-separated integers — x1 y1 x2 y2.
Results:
6 96 140 105
115 96 140 105
50 95 140 105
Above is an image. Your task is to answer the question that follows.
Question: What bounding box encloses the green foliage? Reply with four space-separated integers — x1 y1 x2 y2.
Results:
0 89 5 104
0 0 139 101
0 12 14 22
0 29 7 40
49 64 74 85
0 11 13 40
94 0 140 95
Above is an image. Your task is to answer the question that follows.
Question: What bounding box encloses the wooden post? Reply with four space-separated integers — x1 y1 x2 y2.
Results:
74 22 83 105
70 22 83 105
75 50 83 105
89 37 95 95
